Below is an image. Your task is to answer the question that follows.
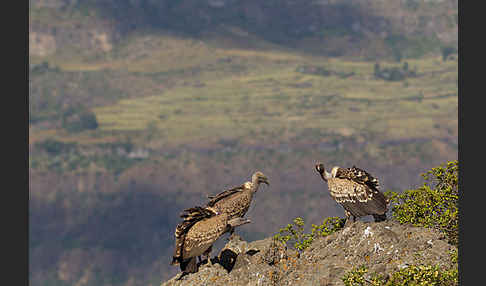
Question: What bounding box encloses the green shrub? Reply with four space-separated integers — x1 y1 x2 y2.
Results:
342 264 458 286
343 250 458 286
373 62 418 82
62 107 99 133
441 46 457 62
35 139 76 155
310 216 346 237
342 265 384 286
385 160 458 245
274 217 313 251
387 264 458 286
274 216 345 251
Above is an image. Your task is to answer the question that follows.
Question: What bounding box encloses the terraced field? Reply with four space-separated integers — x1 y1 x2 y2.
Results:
31 32 457 149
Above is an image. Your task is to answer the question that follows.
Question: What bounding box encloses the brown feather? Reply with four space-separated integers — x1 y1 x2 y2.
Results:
335 166 380 190
172 206 217 265
327 170 387 220
207 185 246 207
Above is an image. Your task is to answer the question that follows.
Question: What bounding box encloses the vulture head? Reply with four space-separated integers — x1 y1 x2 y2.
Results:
315 162 332 182
252 171 269 187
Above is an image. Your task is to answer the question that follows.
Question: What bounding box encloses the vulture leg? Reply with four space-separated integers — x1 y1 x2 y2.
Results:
203 245 213 266
179 257 198 275
344 210 355 227
228 226 235 240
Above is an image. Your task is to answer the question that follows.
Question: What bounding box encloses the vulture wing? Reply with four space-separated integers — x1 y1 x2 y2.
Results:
171 206 217 265
335 166 380 190
207 185 245 207
330 166 388 218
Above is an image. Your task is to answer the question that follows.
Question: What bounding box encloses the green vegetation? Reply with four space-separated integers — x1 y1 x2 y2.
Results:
342 235 458 285
342 265 384 286
274 217 345 251
441 46 458 62
62 107 99 133
385 160 458 245
373 62 417 82
342 264 458 286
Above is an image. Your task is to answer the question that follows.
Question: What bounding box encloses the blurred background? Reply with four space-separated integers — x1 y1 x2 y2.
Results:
29 0 458 285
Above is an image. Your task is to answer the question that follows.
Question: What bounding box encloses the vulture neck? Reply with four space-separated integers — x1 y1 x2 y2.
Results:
321 168 332 182
249 178 261 194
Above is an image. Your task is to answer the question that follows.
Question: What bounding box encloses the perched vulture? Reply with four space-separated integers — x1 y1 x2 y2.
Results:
171 206 250 277
206 171 269 234
315 163 388 225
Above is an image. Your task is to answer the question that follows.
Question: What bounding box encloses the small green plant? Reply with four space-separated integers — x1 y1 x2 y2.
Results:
274 216 345 251
274 217 313 251
341 265 383 286
387 264 458 286
342 265 368 286
449 248 458 264
310 216 346 237
385 160 458 245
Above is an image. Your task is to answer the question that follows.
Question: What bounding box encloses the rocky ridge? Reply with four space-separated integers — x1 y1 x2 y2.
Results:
162 220 456 286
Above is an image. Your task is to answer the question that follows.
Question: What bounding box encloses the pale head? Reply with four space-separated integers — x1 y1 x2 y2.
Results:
251 171 269 186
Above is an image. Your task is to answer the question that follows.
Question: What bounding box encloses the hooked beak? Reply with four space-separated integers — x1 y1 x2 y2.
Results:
262 178 269 186
315 163 327 182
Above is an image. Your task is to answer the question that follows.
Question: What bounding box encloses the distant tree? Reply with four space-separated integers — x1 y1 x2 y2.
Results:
392 49 403 62
373 63 381 78
62 107 99 133
441 46 457 61
388 68 405 81
79 111 99 130
402 61 409 73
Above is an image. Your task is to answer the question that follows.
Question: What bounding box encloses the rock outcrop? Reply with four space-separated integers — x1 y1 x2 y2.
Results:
162 220 456 286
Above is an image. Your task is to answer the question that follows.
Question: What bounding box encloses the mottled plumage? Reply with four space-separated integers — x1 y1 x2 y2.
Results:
171 206 218 267
206 172 269 223
171 206 250 276
315 163 388 224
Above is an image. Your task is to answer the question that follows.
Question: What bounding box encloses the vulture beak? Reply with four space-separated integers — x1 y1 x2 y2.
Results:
315 163 327 182
316 163 326 174
262 177 269 186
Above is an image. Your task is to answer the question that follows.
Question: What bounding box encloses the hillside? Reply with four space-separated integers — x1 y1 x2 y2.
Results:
29 1 457 285
162 221 458 285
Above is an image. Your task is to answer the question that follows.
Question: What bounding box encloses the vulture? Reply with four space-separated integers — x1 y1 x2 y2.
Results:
171 206 250 277
315 163 388 225
206 171 269 235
